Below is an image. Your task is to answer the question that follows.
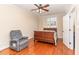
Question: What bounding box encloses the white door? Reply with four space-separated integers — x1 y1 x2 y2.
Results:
63 14 70 48
69 14 74 49
69 8 76 50
63 8 76 50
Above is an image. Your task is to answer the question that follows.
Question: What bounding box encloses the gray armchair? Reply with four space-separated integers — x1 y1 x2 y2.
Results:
10 30 28 51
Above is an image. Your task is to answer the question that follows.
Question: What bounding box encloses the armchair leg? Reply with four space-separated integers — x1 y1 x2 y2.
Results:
34 39 37 43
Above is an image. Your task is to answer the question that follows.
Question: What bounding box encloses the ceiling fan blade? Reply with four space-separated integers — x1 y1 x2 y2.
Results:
31 9 38 11
42 8 49 12
34 4 40 8
39 4 42 6
42 4 49 8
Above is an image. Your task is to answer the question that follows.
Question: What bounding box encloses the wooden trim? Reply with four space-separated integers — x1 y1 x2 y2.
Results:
43 28 57 31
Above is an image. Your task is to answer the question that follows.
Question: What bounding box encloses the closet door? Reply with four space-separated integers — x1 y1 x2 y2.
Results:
68 14 73 49
69 8 76 50
63 14 70 48
63 8 76 50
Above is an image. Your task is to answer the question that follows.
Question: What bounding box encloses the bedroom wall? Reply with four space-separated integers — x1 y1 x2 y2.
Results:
75 5 79 54
0 5 39 51
38 14 63 39
57 15 63 38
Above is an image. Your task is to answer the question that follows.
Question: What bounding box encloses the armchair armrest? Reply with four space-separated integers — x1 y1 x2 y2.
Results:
10 39 18 41
21 37 28 39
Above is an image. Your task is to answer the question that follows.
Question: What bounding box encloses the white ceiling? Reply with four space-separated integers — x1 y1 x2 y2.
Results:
15 4 72 16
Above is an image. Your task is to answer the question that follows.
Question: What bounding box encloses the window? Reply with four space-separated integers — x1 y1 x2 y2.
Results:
47 17 57 27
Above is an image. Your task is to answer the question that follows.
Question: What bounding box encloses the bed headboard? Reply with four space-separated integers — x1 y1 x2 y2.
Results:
43 28 57 32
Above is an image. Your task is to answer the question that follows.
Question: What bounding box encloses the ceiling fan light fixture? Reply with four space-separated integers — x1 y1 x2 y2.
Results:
36 9 39 12
32 4 49 13
39 9 42 13
35 9 43 13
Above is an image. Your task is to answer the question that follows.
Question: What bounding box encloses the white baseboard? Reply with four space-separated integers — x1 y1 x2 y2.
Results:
0 45 9 51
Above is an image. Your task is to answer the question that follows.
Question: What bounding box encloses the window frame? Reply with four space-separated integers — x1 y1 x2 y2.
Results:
47 17 57 28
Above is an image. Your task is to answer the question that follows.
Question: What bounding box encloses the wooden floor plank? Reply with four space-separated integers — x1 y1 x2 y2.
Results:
0 39 74 55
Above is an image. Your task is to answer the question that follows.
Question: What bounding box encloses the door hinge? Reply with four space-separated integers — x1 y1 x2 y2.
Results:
69 42 71 45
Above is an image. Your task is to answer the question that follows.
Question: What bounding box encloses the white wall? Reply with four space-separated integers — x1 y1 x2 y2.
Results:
57 15 63 38
75 5 79 54
38 14 63 38
0 5 38 51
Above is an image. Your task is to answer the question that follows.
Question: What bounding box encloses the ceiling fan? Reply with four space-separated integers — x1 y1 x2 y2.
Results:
32 4 49 13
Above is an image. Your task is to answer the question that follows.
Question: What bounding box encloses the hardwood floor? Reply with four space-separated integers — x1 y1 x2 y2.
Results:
0 39 74 55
